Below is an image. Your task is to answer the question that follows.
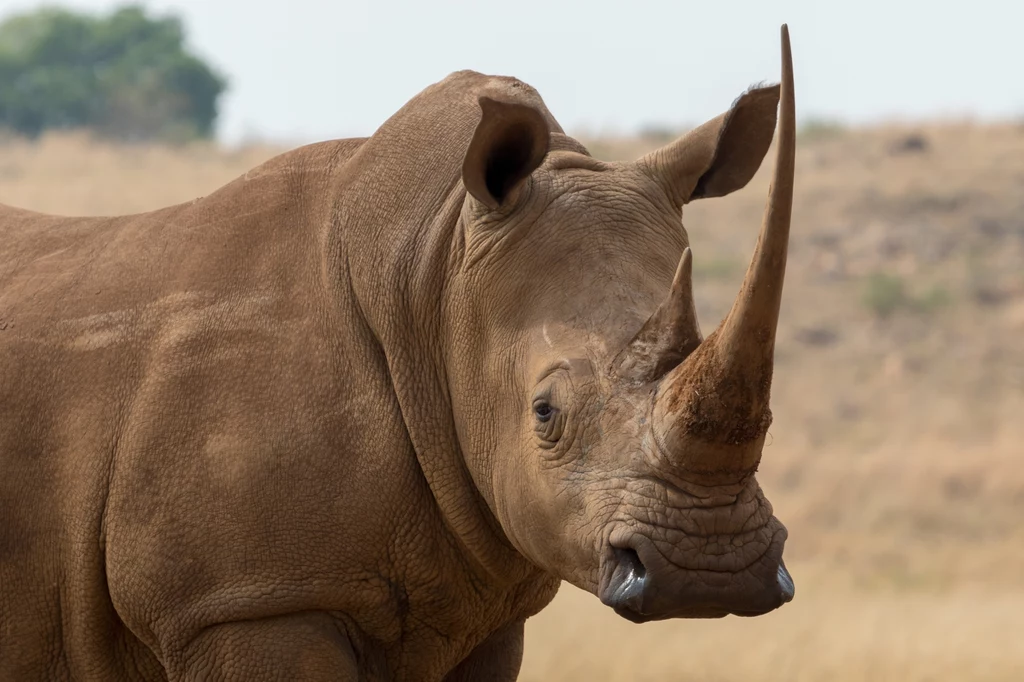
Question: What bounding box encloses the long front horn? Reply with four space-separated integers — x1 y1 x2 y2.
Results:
714 24 795 389
651 24 796 475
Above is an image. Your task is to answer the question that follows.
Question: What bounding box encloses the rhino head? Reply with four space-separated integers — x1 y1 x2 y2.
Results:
444 27 797 621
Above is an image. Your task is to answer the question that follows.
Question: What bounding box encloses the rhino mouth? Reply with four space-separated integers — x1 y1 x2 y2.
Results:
597 524 793 623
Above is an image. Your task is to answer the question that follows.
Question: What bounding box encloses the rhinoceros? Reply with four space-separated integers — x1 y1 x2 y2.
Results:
0 25 797 682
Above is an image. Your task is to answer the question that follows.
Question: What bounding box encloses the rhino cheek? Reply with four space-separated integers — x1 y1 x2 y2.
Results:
491 458 565 570
492 462 608 588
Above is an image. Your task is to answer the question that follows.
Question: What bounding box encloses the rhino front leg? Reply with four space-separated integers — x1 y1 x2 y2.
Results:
169 611 359 681
444 620 525 682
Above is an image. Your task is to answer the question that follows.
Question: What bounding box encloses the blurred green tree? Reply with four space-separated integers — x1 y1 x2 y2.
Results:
0 4 227 141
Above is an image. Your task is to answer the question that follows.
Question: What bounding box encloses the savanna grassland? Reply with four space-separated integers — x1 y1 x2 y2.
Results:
2 122 1022 680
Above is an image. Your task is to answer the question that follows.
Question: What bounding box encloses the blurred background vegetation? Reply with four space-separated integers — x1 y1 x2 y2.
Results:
0 4 225 142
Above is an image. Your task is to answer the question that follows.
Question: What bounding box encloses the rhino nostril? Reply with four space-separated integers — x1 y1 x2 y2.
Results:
613 546 646 580
602 544 648 616
777 563 795 603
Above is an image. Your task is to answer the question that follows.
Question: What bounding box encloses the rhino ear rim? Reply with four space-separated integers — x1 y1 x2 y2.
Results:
462 96 551 210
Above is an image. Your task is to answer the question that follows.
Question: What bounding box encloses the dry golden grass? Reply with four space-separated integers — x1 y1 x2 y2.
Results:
2 125 1022 680
521 581 1024 682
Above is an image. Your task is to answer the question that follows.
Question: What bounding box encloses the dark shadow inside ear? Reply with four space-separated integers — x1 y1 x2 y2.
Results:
463 96 550 209
485 122 539 202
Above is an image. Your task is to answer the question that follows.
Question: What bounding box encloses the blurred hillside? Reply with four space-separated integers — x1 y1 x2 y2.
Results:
1 122 1022 680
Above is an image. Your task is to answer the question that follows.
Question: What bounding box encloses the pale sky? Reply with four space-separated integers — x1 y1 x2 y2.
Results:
0 0 1021 144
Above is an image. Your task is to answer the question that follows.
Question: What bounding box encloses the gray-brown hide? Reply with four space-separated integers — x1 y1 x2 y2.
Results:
0 27 797 682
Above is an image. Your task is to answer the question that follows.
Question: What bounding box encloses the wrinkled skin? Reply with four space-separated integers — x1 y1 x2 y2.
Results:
0 29 796 681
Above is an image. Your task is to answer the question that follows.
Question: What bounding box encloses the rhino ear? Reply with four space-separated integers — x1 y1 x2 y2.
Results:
463 96 550 209
640 84 780 205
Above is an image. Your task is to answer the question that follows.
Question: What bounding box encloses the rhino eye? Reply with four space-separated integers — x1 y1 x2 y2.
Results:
532 398 564 448
533 401 554 423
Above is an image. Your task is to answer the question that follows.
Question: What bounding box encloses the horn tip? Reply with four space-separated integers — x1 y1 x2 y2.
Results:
678 246 693 279
780 25 792 67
